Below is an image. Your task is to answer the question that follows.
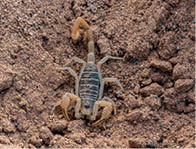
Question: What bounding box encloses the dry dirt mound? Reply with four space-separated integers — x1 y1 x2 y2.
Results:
0 0 195 148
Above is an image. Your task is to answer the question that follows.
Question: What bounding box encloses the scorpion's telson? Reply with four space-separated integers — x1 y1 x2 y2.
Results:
71 17 89 41
52 17 124 126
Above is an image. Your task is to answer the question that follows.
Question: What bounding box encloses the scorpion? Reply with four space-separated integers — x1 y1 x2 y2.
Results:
52 17 123 126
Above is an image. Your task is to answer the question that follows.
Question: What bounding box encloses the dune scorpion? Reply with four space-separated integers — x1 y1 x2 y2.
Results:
52 17 123 126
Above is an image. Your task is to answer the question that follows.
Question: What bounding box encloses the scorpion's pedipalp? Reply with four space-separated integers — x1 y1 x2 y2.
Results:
91 100 114 127
51 97 70 121
55 93 82 121
101 96 117 115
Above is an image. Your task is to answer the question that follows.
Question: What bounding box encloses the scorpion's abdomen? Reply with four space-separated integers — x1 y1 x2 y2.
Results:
79 63 99 107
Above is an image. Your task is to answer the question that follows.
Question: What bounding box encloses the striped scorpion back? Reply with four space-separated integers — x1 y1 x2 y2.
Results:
79 63 100 109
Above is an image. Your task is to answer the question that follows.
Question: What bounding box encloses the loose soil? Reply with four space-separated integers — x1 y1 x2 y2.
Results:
0 0 195 148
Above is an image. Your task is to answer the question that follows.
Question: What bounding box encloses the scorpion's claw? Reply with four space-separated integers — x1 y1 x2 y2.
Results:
91 101 114 127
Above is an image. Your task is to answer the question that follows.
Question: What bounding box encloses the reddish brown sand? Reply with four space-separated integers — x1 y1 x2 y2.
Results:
0 0 195 148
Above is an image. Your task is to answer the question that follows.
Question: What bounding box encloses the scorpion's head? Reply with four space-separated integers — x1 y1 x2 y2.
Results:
81 99 94 116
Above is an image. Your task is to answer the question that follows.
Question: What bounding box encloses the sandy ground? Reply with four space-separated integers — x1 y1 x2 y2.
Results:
0 0 195 148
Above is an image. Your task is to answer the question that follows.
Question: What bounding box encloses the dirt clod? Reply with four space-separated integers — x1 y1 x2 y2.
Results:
1 119 16 133
174 79 194 93
173 64 191 80
50 134 78 148
48 120 68 134
28 135 43 148
126 110 143 123
0 136 11 145
140 83 164 96
124 94 141 110
129 138 148 148
150 59 173 72
97 37 111 55
0 65 14 92
39 126 53 145
67 120 86 133
144 95 161 111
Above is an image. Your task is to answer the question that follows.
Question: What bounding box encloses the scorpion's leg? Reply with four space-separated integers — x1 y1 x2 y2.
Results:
97 56 123 67
98 78 123 100
64 56 86 66
97 56 123 79
91 100 114 127
56 67 80 96
62 56 86 82
51 93 81 120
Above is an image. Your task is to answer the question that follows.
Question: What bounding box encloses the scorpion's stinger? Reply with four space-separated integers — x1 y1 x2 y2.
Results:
71 17 90 41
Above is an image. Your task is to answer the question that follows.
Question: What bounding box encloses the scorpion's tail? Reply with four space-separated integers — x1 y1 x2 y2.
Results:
71 17 95 63
86 29 95 63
